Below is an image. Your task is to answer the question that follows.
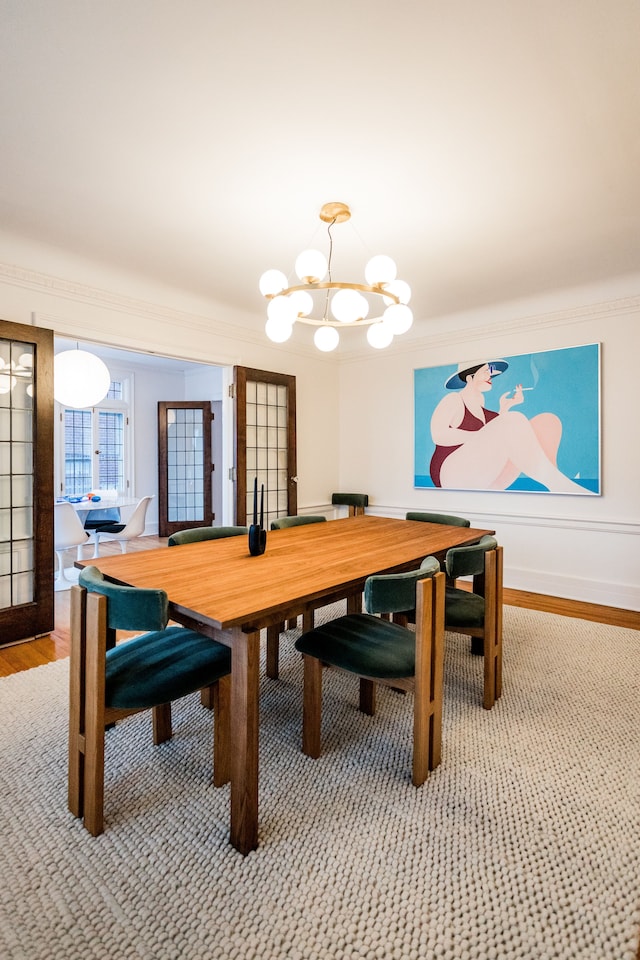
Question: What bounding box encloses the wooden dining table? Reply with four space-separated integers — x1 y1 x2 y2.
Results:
77 514 495 854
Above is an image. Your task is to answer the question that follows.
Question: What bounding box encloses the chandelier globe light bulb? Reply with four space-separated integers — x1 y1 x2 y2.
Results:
295 249 327 283
367 321 394 349
330 288 369 324
384 303 414 335
265 317 293 343
365 254 397 286
314 326 339 352
288 290 314 317
382 279 411 306
259 269 288 297
267 295 298 325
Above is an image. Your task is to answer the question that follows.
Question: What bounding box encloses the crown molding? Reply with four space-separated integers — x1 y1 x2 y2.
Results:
2 260 638 366
0 260 336 364
337 292 640 363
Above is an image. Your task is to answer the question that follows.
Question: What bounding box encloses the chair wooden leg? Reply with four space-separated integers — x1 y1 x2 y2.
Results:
212 674 231 786
301 655 323 759
483 562 496 710
152 703 172 744
413 573 444 785
84 592 108 836
200 685 214 709
359 678 376 715
68 585 87 818
483 546 503 708
266 624 281 679
347 592 362 614
482 548 503 710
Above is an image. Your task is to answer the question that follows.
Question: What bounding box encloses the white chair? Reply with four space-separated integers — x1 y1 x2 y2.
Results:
54 502 90 582
92 496 153 557
81 488 122 533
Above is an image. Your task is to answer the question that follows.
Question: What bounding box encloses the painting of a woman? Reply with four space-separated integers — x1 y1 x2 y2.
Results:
415 345 600 495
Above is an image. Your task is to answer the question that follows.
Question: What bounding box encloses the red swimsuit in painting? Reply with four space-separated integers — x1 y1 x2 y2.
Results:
429 404 499 487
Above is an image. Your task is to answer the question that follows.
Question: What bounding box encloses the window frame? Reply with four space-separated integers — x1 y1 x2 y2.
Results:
54 372 134 498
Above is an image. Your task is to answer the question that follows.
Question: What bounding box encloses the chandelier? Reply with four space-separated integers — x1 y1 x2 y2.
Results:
259 202 413 352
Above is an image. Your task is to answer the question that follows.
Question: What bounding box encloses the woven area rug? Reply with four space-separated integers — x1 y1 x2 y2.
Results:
1 604 638 960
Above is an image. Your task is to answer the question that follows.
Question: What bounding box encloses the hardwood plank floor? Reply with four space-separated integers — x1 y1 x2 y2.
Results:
1 533 639 676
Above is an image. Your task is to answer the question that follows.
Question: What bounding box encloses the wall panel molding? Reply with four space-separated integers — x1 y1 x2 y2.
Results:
368 504 639 536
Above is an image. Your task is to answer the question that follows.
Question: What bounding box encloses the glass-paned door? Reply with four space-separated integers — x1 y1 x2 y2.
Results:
158 401 213 538
0 319 54 645
234 367 297 527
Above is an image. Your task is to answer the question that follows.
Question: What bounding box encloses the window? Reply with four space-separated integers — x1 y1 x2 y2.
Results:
56 376 132 497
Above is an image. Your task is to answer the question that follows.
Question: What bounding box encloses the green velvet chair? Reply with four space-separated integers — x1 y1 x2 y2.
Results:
168 525 248 546
444 536 503 709
406 511 470 527
295 557 445 785
167 524 247 706
331 492 369 517
68 566 232 836
270 515 326 530
268 515 327 671
406 512 471 583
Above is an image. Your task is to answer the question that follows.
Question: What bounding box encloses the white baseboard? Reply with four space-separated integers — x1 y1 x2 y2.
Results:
504 568 640 613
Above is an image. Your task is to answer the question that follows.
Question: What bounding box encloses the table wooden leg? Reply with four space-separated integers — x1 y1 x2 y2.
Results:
230 626 260 855
266 624 281 680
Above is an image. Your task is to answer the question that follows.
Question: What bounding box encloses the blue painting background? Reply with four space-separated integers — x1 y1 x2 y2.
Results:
414 343 601 493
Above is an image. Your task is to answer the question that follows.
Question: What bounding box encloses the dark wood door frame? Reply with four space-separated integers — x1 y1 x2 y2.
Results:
0 319 54 644
157 400 214 538
233 366 297 526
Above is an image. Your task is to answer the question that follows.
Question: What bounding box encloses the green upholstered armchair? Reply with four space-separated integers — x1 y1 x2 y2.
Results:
443 536 503 709
270 515 326 530
406 511 470 527
295 556 445 786
68 566 231 836
331 493 369 517
168 525 248 546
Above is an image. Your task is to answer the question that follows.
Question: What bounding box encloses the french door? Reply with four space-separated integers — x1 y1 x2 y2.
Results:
233 367 297 527
0 319 54 645
157 401 214 538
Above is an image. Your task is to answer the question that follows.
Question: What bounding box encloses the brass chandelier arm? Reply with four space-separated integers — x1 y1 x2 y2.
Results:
292 314 388 328
266 280 401 326
272 281 400 303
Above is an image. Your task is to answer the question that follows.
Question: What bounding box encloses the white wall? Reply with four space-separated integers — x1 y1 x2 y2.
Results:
337 278 640 609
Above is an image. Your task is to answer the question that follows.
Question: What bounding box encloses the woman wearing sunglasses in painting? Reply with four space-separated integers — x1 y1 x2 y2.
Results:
429 360 587 493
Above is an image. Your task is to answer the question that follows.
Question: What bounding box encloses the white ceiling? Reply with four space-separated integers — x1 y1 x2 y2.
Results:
1 0 639 332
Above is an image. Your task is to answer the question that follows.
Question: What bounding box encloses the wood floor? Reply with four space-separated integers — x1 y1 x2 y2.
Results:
1 533 639 676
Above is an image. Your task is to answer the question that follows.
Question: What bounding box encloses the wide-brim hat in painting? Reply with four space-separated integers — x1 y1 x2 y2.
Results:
445 359 508 390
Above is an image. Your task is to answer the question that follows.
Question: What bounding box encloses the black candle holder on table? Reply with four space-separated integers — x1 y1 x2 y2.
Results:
248 477 267 556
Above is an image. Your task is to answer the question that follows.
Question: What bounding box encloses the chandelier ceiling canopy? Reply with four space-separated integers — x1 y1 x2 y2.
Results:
260 202 413 352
